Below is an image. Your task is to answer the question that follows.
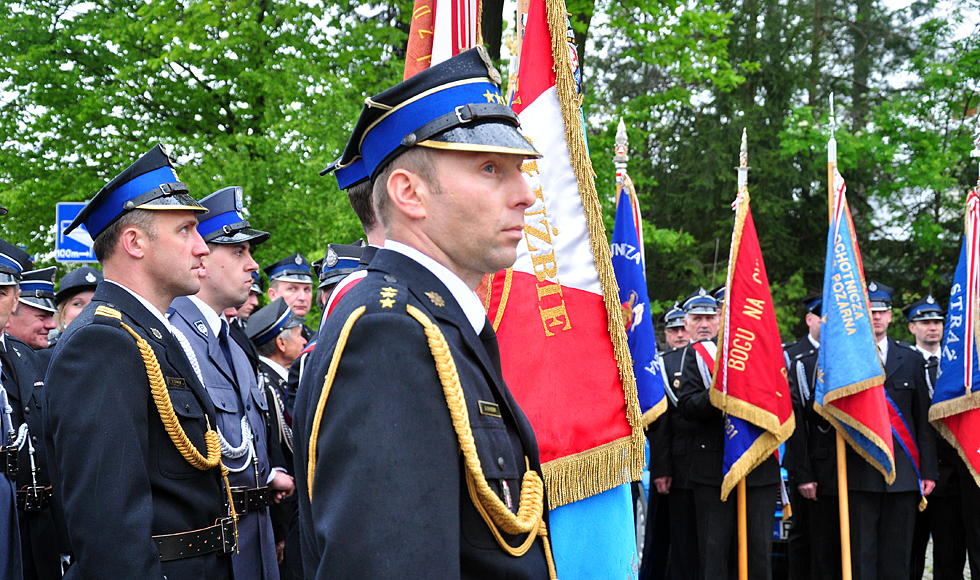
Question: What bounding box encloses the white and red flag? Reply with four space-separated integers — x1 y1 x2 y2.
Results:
483 0 645 575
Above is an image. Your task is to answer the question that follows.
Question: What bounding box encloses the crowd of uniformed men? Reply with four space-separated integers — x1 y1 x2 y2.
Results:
0 46 977 580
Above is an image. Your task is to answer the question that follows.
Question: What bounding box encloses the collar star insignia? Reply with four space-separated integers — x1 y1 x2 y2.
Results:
379 297 396 308
425 291 445 307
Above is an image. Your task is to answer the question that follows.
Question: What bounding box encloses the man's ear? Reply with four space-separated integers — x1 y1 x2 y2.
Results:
268 287 278 301
119 226 148 259
386 167 428 221
276 334 288 356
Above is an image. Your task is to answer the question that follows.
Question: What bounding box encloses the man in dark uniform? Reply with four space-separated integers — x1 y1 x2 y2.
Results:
676 287 780 580
783 294 841 580
293 47 555 579
248 298 307 580
264 254 315 342
0 239 58 580
846 281 937 580
6 267 58 350
905 296 969 580
644 301 698 580
168 185 291 580
43 145 235 580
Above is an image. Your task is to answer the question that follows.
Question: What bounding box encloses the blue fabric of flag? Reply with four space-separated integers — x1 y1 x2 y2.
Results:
934 239 980 403
549 483 639 579
814 201 894 480
610 186 666 424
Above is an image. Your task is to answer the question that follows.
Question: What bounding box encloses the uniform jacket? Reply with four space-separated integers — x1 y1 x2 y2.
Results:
916 347 960 498
675 340 780 488
230 318 260 376
293 249 551 580
648 347 699 490
3 334 67 580
168 296 280 580
782 338 837 491
43 282 232 580
794 338 938 495
258 358 296 546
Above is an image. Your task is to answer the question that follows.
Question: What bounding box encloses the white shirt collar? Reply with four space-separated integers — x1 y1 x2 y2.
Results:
877 335 889 365
383 240 487 335
187 295 224 336
106 280 173 331
808 334 820 349
259 356 288 381
915 344 939 359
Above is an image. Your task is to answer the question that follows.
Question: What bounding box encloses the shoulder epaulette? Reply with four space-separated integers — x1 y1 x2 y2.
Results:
895 340 916 351
92 305 122 327
361 277 409 315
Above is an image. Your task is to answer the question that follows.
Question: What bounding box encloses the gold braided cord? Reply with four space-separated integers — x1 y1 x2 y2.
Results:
543 0 645 498
116 320 239 547
405 305 557 578
308 306 367 501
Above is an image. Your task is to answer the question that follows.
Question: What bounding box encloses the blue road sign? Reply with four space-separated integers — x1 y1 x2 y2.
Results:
55 202 97 263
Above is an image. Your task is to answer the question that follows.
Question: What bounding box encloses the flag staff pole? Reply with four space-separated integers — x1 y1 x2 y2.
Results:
735 128 749 580
828 93 854 580
614 118 628 208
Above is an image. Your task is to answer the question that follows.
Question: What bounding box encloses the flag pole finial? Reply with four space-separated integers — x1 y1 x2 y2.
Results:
971 100 980 187
734 128 749 208
828 93 838 164
614 118 629 185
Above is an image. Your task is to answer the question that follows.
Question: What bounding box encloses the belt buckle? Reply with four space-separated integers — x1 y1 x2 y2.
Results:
247 486 270 511
18 486 50 512
228 486 248 515
219 517 237 555
1 447 17 477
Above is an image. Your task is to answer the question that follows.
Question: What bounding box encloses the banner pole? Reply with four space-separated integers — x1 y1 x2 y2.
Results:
828 93 853 580
738 478 748 580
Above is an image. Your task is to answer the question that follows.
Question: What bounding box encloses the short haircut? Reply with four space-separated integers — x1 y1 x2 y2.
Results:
372 147 436 228
92 209 158 263
347 180 378 233
256 326 293 358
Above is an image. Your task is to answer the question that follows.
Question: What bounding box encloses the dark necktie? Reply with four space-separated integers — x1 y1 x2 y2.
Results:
479 321 502 381
218 320 236 379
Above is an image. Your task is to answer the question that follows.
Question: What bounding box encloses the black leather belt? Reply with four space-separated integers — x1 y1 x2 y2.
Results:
153 518 236 562
229 486 271 515
16 486 51 512
0 447 17 476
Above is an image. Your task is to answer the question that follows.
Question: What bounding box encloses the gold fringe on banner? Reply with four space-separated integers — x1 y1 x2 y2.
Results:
537 0 646 507
813 399 897 484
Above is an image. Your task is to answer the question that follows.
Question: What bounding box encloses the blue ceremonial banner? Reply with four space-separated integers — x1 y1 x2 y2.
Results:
930 193 980 484
814 170 895 482
549 484 639 579
611 181 667 427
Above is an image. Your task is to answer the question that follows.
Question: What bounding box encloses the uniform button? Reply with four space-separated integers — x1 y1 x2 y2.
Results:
185 404 191 412
31 436 37 444
23 407 30 415
384 275 397 283
497 457 506 470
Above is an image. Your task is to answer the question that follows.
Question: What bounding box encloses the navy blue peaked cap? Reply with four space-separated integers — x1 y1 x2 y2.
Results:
66 145 207 238
0 238 30 285
246 297 302 346
55 266 103 305
334 47 541 183
197 186 270 246
19 266 57 313
250 270 262 294
903 295 944 322
802 294 822 316
663 302 686 329
866 281 893 311
264 253 313 284
683 287 717 315
711 284 726 303
317 240 365 289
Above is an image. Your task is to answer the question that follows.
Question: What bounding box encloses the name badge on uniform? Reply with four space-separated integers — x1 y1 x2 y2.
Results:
166 377 188 389
478 401 501 418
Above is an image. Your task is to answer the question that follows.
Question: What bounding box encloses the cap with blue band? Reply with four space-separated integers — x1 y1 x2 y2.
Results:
335 47 540 184
264 254 313 284
903 295 944 322
683 287 718 315
196 186 270 245
245 297 302 346
19 266 58 313
867 281 893 312
0 239 30 286
65 145 207 239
